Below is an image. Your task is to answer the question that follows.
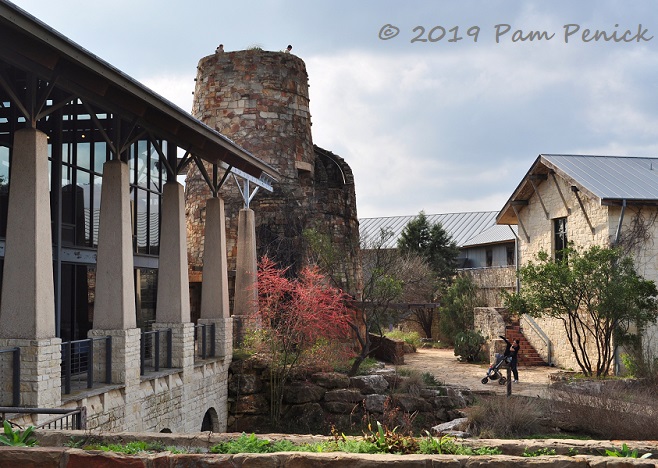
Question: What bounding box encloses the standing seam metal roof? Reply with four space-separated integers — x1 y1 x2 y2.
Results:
497 154 658 225
541 154 658 201
359 211 516 249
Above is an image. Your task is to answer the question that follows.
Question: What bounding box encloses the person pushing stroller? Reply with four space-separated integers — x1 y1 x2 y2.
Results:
481 335 520 385
500 335 520 383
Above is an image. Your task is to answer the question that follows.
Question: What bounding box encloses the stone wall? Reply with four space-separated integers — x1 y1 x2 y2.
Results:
186 49 361 306
473 307 507 363
4 320 233 434
369 334 405 365
227 356 473 435
461 266 517 307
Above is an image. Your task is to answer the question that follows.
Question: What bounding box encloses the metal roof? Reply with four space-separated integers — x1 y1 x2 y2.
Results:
498 154 658 225
461 224 517 247
359 211 515 249
542 154 658 201
0 0 277 185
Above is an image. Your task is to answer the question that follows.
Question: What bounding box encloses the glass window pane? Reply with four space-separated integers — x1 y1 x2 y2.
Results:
0 147 9 238
77 142 91 170
149 192 160 255
77 170 91 246
92 178 102 248
131 140 149 188
62 143 71 164
94 142 107 174
135 188 148 254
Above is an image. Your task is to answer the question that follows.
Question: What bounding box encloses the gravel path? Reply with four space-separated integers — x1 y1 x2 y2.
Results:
391 347 563 398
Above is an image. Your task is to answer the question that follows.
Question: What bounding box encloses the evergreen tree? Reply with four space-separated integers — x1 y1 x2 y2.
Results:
397 211 460 280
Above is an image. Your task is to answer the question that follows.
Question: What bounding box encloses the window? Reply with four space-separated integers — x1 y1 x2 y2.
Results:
554 217 568 261
506 245 515 266
486 248 493 267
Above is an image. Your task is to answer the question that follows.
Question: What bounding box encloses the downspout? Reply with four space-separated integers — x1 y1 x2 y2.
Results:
613 199 627 375
508 225 520 293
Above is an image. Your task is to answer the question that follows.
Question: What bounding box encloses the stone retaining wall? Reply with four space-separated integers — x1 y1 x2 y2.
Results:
227 356 473 434
2 431 656 467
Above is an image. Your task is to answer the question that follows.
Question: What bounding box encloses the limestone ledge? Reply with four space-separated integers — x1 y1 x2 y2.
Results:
2 432 656 467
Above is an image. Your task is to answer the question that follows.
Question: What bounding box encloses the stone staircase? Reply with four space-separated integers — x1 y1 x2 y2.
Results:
505 322 547 366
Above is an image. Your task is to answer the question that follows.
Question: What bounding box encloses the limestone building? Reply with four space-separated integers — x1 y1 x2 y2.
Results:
497 154 658 371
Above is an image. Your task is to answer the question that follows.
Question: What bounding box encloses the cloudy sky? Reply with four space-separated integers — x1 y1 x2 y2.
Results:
12 0 658 218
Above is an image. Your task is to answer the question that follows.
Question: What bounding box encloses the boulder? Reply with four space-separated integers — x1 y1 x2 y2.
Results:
322 401 360 414
363 394 388 413
324 389 364 403
281 403 326 434
234 394 269 414
311 372 350 389
390 394 433 413
431 417 469 434
228 374 263 395
283 382 326 404
350 375 389 394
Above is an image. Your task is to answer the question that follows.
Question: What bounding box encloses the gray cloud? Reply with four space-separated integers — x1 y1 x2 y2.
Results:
14 0 658 218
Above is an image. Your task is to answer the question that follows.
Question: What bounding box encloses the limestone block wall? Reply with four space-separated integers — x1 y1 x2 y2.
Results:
61 358 231 433
473 307 507 362
462 267 517 307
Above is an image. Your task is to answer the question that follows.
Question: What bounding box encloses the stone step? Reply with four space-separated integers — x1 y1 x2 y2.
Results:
503 323 546 366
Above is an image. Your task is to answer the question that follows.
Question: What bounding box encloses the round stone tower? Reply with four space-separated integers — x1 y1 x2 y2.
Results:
186 48 361 315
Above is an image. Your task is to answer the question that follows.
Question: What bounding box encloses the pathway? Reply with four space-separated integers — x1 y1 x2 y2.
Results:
391 347 563 398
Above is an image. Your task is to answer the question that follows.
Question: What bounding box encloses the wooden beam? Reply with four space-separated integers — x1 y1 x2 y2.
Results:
512 205 530 242
571 187 595 235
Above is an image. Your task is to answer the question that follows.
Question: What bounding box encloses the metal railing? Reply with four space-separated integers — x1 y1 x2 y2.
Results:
0 347 20 406
521 314 552 365
0 407 86 430
140 328 172 375
194 323 216 359
61 336 112 395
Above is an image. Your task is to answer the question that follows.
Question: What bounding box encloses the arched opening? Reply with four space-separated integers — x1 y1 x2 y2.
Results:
201 407 219 432
160 428 172 433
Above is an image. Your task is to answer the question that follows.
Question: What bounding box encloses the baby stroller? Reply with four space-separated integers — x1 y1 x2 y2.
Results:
481 353 511 385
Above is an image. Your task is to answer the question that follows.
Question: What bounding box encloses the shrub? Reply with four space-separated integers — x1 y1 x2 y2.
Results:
467 395 548 438
547 378 658 439
453 330 485 362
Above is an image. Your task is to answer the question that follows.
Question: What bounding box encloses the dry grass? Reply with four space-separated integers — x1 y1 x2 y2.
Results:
547 379 658 439
466 395 549 438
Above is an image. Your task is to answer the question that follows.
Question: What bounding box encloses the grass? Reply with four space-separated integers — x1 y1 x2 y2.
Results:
384 330 422 349
56 429 652 459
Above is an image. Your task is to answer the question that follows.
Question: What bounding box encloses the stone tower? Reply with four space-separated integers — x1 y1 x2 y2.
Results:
186 49 361 317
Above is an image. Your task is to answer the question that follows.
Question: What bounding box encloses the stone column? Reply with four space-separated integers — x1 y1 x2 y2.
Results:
94 159 137 331
153 181 194 368
89 159 140 428
232 208 258 345
198 196 232 358
0 128 61 408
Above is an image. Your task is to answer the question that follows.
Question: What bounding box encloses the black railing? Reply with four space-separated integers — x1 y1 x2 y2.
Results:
0 406 86 430
61 336 112 395
140 328 172 375
0 347 20 406
194 323 216 359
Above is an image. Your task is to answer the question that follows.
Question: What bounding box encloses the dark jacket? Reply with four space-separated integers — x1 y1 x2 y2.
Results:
500 336 519 363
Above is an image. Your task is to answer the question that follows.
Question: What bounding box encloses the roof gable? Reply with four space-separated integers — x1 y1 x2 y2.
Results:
498 154 658 225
